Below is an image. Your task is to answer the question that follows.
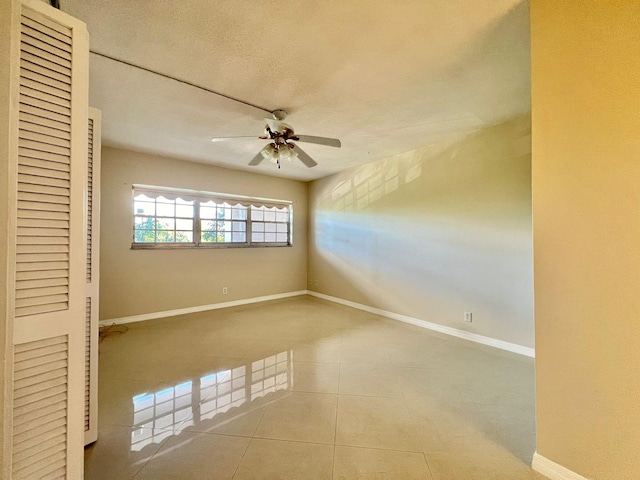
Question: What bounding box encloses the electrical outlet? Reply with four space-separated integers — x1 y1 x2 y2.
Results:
464 312 472 323
222 287 228 295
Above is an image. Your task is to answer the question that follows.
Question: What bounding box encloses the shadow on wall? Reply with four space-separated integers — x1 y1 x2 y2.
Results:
309 115 534 347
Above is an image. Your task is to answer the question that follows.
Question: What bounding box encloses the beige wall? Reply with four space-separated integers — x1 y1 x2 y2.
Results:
532 1 640 478
308 115 534 347
99 147 308 320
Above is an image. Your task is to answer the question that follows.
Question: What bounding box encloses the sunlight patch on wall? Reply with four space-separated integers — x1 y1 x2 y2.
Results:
309 116 534 347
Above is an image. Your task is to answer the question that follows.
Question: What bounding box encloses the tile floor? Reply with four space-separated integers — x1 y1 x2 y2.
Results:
85 296 544 479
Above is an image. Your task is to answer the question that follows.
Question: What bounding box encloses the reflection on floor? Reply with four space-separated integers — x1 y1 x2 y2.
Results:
130 351 291 453
86 296 544 479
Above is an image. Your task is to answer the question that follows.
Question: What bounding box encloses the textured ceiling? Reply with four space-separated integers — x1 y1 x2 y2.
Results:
59 0 530 181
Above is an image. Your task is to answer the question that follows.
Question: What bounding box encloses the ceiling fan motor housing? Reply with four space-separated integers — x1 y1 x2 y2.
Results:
271 109 288 121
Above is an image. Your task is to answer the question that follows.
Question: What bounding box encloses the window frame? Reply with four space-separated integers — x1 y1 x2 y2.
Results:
131 185 293 249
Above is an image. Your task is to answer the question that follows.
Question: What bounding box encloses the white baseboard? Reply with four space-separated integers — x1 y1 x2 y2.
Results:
100 290 308 326
101 289 535 358
307 291 535 358
532 452 589 480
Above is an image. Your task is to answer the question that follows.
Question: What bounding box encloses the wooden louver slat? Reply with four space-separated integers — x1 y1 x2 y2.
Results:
20 68 71 96
19 136 71 155
20 33 72 65
20 128 71 149
18 183 70 199
20 57 72 85
19 93 71 118
22 8 72 39
84 111 100 445
21 23 72 54
17 153 71 172
84 298 91 431
20 74 71 101
17 202 69 215
87 118 93 282
15 23 71 316
20 15 72 45
20 83 71 109
19 103 71 128
12 335 68 479
19 118 71 141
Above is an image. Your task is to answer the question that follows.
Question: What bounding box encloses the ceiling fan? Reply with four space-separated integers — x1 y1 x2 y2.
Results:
211 109 341 169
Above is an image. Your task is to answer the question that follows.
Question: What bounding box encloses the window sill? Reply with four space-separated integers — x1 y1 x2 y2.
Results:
131 243 292 250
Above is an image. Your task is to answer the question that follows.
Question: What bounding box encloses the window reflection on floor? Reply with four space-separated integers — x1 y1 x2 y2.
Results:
130 351 293 451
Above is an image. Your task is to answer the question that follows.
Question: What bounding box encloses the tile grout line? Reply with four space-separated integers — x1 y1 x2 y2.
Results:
230 436 253 479
231 344 270 480
330 328 345 479
332 343 342 480
393 345 434 477
129 429 179 479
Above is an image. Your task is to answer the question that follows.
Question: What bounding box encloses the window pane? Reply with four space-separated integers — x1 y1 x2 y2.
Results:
176 231 193 242
222 221 232 232
135 230 155 242
265 232 276 242
134 201 155 216
265 223 276 233
176 204 194 217
224 232 232 242
276 233 288 243
156 202 175 217
157 219 175 230
275 210 288 222
176 219 193 230
251 208 263 221
157 232 175 242
253 222 264 232
201 220 216 231
264 208 276 222
232 232 246 242
232 208 247 220
135 216 155 228
200 207 216 219
201 232 218 243
232 222 245 232
252 232 264 242
276 223 287 233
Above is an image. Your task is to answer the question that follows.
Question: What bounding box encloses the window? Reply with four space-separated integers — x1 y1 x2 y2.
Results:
199 201 247 244
132 186 292 248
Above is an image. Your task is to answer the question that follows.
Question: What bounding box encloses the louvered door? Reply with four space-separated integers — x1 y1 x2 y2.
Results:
84 108 101 446
1 0 89 478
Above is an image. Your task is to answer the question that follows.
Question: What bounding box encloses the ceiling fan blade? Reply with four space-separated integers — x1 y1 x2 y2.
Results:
291 144 318 168
212 136 265 142
249 147 268 166
294 135 341 148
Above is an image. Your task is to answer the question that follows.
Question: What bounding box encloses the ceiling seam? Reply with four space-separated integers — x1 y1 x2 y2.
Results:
89 50 274 115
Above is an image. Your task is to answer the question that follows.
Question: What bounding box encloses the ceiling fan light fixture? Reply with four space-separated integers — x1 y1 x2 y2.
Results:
278 144 297 161
261 143 279 163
